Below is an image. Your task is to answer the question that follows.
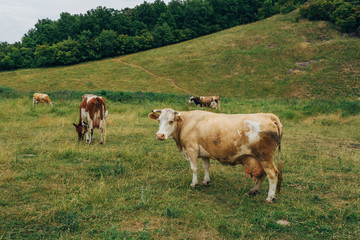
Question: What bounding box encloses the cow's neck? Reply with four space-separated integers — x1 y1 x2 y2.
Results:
172 117 185 152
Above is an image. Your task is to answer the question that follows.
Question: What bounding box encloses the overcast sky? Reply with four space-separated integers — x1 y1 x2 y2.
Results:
0 0 171 43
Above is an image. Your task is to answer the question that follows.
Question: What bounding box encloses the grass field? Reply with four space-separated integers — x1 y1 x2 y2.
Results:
0 94 359 239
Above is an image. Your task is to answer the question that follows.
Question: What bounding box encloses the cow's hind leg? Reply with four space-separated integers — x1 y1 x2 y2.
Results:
99 120 105 144
202 158 211 187
246 174 266 196
260 160 279 204
87 120 93 144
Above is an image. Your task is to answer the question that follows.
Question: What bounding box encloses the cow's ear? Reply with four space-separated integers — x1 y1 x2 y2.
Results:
174 111 182 122
149 112 160 120
73 123 78 128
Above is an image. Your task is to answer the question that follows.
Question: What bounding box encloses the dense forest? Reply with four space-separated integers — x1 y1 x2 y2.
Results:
0 0 358 71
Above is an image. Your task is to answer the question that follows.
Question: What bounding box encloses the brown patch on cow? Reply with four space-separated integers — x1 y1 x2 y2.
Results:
213 135 221 145
149 112 160 120
261 131 279 143
252 132 278 161
237 129 250 147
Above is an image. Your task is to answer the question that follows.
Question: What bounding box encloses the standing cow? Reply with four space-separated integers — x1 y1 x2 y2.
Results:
189 96 220 109
149 108 283 203
73 95 108 144
33 93 53 107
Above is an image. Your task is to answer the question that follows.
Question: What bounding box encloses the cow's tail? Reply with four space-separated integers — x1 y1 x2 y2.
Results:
275 118 283 194
102 105 106 144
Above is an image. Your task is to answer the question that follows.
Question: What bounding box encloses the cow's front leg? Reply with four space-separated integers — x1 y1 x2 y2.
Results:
99 120 105 144
90 129 94 143
85 130 90 144
189 159 199 187
183 148 199 187
202 158 211 187
87 120 94 144
246 174 266 196
99 127 103 144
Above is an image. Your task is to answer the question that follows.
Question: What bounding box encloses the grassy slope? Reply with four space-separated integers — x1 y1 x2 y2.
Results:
0 11 359 99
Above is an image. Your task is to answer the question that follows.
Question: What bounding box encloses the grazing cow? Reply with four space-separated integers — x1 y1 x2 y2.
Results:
149 108 283 203
189 96 220 109
73 95 108 144
33 93 53 107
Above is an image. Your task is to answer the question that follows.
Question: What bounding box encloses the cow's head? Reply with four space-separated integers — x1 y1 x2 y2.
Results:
149 108 181 140
188 96 194 103
73 123 88 141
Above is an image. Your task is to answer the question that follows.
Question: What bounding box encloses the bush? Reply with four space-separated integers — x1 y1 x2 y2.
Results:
300 0 360 33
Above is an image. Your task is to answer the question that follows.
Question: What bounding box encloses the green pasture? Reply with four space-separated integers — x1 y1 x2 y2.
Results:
0 94 359 239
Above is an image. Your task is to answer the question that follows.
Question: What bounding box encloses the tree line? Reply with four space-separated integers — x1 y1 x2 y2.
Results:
3 0 343 71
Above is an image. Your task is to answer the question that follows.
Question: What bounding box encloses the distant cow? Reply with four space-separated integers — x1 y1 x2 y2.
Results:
189 96 220 109
73 95 108 144
149 108 283 203
33 93 53 107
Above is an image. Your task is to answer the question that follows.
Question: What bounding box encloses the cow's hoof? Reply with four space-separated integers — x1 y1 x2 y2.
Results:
202 181 211 187
99 142 103 145
246 189 259 196
264 198 275 204
190 183 199 187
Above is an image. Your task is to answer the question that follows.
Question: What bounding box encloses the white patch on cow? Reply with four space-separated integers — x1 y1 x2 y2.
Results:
244 120 261 144
156 109 178 139
266 177 277 202
87 95 97 103
210 101 217 109
80 108 87 124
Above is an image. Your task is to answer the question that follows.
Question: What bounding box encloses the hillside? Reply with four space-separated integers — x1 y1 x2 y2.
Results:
0 11 359 99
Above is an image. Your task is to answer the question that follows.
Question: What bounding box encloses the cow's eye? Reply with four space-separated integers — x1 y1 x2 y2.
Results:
157 119 160 122
169 121 174 124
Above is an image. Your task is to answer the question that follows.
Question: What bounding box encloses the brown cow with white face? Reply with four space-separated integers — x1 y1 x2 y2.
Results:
73 95 108 144
33 93 53 107
149 108 283 203
189 96 220 110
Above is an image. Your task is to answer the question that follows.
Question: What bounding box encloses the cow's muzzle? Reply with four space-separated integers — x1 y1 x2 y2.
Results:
156 134 166 140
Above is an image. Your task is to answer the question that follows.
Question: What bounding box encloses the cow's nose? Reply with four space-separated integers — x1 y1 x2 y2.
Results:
156 133 165 140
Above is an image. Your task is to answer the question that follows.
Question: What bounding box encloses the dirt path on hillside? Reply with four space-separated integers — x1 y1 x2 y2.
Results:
117 58 196 95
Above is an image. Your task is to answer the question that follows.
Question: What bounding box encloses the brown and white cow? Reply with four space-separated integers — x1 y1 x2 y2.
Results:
149 108 283 203
73 95 108 144
189 96 220 109
33 93 53 107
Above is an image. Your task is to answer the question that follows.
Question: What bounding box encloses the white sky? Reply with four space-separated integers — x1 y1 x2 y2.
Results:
0 0 171 43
